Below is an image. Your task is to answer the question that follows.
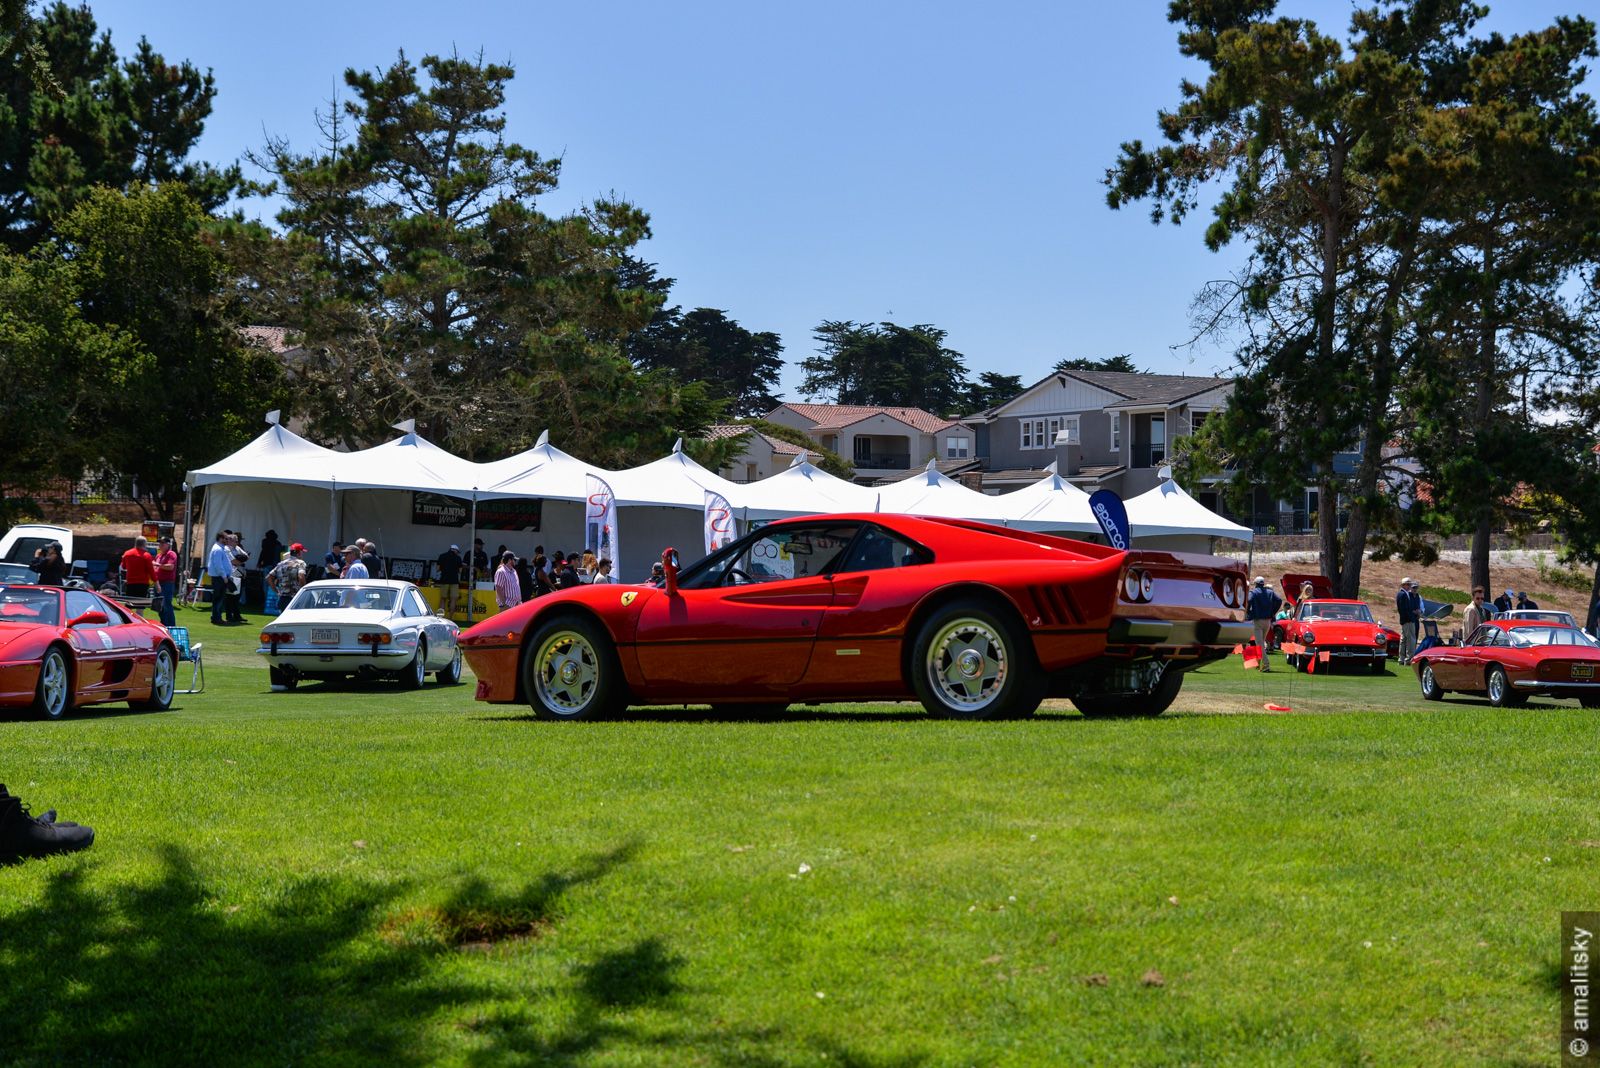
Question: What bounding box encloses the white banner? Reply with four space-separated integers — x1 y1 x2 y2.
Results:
585 474 619 575
704 490 737 554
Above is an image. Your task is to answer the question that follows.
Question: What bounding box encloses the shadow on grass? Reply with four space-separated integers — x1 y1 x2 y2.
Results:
0 842 923 1066
474 705 1098 724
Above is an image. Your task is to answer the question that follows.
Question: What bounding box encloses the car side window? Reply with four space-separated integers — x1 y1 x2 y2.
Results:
1467 625 1496 646
94 594 131 625
836 526 925 574
64 590 101 627
689 524 859 587
404 590 427 617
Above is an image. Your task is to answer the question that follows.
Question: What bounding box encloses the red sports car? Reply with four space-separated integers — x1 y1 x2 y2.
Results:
1270 573 1400 662
1413 619 1600 708
1273 598 1392 674
460 514 1252 720
0 584 177 719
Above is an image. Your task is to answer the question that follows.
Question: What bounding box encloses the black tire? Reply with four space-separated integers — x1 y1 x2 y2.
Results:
130 645 176 711
1370 658 1386 675
400 639 427 690
521 614 626 720
269 665 299 691
1485 665 1523 708
909 597 1044 720
1582 695 1600 710
436 645 463 685
33 647 72 720
1072 664 1184 719
1418 663 1444 701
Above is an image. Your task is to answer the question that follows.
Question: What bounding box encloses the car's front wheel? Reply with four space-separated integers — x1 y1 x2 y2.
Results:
910 598 1043 720
522 614 625 720
1073 664 1184 718
130 646 176 711
34 647 71 720
1418 663 1444 701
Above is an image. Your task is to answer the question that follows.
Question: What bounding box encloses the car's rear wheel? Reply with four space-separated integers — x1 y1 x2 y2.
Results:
1485 665 1524 707
911 598 1043 720
522 615 625 720
34 648 71 720
1418 663 1444 701
437 646 463 685
1581 695 1600 710
1073 664 1184 718
400 640 427 690
269 665 299 691
130 646 175 711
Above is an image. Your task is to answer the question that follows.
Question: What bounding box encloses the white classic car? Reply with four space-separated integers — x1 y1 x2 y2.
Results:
257 579 462 691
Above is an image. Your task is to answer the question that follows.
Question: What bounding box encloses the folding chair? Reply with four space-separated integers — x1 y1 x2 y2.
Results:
166 626 205 694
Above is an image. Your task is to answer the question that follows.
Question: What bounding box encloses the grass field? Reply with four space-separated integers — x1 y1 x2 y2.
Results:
1 612 1590 1066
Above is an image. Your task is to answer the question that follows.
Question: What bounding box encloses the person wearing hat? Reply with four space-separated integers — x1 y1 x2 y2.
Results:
153 536 179 627
1395 578 1422 664
435 542 464 619
267 543 309 614
1245 576 1282 671
1515 590 1538 610
341 544 369 580
1493 588 1514 616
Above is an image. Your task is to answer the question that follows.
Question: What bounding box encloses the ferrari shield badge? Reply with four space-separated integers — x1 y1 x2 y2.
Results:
620 591 637 606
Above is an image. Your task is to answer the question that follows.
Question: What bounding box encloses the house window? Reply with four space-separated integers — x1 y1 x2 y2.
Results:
1148 416 1166 465
946 436 969 459
1021 417 1077 450
745 462 758 482
1190 411 1208 434
1061 416 1079 445
854 438 872 461
1110 413 1121 452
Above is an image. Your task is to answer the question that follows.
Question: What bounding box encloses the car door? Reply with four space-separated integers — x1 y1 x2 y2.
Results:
632 523 859 693
403 587 449 668
1443 626 1493 690
63 589 123 696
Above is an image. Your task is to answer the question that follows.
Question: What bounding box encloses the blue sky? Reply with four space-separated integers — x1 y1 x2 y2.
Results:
92 1 1593 401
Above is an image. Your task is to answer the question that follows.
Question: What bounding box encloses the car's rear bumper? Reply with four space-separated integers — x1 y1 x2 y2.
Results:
259 649 412 673
1108 617 1255 648
463 644 520 702
1512 679 1600 692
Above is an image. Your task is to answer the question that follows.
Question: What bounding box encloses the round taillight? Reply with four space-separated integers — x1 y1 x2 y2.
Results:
1124 572 1142 602
1235 579 1248 605
1139 571 1154 600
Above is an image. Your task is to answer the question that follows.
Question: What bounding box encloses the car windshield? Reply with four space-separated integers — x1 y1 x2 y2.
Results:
1508 611 1575 625
0 586 61 626
1299 602 1374 623
288 585 398 612
680 523 860 588
0 563 35 584
1506 626 1598 648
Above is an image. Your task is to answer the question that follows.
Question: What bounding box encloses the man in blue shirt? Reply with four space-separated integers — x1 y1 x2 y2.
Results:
207 534 233 625
1245 576 1282 672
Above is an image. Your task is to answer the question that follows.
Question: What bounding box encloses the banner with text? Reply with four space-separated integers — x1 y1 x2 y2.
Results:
585 474 619 572
704 490 737 554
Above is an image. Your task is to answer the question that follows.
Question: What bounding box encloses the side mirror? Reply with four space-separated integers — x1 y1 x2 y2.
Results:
68 610 109 627
662 547 680 596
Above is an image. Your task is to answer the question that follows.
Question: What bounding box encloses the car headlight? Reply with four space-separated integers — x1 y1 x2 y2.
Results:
1373 633 1387 646
1303 630 1316 644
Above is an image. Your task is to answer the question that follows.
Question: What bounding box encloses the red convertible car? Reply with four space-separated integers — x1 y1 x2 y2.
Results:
0 584 177 719
1413 619 1600 708
1270 574 1400 663
460 514 1252 720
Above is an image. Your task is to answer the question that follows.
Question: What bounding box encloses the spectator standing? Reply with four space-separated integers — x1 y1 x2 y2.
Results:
207 533 232 624
470 539 489 581
257 530 284 572
1462 587 1490 642
435 543 463 618
515 555 535 601
153 536 178 627
342 545 369 580
591 558 616 584
28 542 68 587
531 554 554 596
494 552 521 612
324 542 345 580
1245 576 1281 672
1588 589 1600 637
1515 591 1538 610
554 557 582 590
267 544 309 613
361 541 384 579
120 536 156 600
581 549 597 573
225 533 247 623
1493 589 1514 615
1396 578 1422 664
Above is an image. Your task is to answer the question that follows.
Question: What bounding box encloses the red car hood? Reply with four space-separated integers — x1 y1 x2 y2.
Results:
1298 619 1385 641
0 621 50 657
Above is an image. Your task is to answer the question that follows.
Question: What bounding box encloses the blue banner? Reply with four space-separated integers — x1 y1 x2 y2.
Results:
1088 489 1130 550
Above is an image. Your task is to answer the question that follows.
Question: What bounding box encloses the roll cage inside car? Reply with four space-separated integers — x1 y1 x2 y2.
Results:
675 520 935 590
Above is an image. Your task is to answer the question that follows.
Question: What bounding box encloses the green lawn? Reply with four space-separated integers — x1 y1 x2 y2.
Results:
1 612 1589 1065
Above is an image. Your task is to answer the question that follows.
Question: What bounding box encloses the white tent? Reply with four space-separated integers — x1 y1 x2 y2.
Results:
604 439 746 508
340 425 485 492
995 471 1100 534
873 460 1012 522
481 431 605 502
732 455 880 521
1124 477 1253 552
188 422 348 489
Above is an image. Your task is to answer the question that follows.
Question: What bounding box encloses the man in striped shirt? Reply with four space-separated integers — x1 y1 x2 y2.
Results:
494 552 522 612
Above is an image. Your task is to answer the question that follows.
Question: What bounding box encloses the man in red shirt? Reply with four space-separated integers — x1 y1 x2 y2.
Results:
120 536 156 599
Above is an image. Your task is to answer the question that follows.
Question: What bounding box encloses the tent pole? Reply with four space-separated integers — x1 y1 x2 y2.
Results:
181 481 194 591
467 490 478 625
328 477 339 571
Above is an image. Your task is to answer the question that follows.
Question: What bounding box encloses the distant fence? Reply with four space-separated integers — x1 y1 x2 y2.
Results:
3 477 148 523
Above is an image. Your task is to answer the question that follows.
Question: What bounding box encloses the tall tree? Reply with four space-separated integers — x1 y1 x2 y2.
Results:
245 52 723 463
799 320 970 414
57 184 288 518
962 371 1024 413
1107 1 1490 596
0 1 240 251
1053 354 1140 374
628 306 784 417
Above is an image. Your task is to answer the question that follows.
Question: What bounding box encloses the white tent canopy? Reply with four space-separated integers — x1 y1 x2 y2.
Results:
481 431 608 502
995 473 1099 534
734 456 880 520
1125 478 1253 542
188 423 348 490
604 439 747 508
873 460 1012 522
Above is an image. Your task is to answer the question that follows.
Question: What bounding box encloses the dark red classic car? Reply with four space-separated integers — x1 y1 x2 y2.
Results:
461 514 1252 720
0 584 178 719
1413 619 1600 708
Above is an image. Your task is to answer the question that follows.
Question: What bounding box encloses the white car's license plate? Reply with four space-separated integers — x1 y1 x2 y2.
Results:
310 628 340 645
1574 663 1595 679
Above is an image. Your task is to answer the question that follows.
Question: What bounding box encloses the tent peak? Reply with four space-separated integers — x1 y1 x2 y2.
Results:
392 417 416 435
924 458 937 471
265 409 281 426
672 437 684 454
536 429 549 447
1044 459 1057 474
788 452 807 469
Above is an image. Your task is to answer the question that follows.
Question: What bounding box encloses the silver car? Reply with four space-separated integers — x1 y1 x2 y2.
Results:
257 580 462 691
